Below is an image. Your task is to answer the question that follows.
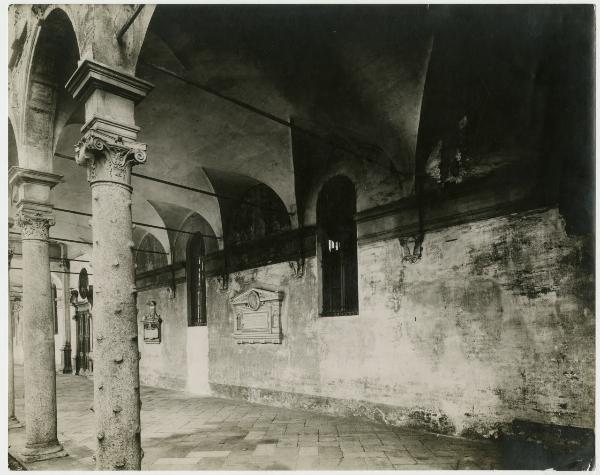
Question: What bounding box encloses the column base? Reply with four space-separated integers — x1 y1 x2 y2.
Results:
20 441 68 462
8 416 23 429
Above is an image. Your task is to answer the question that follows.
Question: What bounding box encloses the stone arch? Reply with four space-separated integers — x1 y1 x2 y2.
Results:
301 161 364 227
134 231 169 274
203 168 292 244
21 7 80 172
172 211 219 264
132 199 172 263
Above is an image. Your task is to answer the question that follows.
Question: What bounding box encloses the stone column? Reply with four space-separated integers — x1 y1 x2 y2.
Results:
8 244 23 429
9 167 66 462
67 59 153 470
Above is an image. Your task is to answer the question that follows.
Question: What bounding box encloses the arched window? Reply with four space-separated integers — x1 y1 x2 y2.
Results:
187 233 206 326
317 176 359 316
52 284 58 334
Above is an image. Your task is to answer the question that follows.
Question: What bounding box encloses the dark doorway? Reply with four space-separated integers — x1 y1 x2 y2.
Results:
75 309 93 375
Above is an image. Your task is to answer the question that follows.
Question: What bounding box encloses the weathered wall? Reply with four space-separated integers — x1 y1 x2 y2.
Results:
186 326 210 395
208 207 594 437
138 284 188 390
137 281 210 394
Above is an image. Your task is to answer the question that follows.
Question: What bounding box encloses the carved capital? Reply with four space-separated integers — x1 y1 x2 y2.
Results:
75 130 147 185
16 204 55 241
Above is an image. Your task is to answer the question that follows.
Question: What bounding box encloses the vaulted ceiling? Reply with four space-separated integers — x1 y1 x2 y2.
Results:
9 4 593 263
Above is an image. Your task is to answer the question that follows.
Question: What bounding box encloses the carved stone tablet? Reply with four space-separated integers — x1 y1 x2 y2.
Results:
230 288 283 344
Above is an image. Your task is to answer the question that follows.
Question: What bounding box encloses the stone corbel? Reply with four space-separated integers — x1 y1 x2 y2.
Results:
289 258 305 278
398 233 424 264
166 286 176 300
166 267 176 300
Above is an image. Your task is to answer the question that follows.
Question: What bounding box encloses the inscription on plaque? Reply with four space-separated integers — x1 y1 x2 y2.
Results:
230 288 283 344
241 312 269 330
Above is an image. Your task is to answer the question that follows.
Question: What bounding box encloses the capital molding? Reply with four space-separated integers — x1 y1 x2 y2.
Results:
66 59 154 104
81 115 141 141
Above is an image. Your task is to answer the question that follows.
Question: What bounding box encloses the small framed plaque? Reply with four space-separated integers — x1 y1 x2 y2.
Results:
230 288 283 344
142 300 162 344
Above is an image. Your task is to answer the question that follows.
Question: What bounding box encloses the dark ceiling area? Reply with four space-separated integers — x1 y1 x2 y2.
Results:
138 4 593 233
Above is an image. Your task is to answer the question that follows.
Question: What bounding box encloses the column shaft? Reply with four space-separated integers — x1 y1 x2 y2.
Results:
66 58 153 470
18 211 66 461
8 244 21 428
8 295 22 428
91 180 141 469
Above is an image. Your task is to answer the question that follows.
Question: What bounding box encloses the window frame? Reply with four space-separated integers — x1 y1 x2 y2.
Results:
316 176 359 317
186 233 207 327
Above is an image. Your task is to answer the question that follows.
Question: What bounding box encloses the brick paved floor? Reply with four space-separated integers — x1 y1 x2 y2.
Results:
9 366 502 470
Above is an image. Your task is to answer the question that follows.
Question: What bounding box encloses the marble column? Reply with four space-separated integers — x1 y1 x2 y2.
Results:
8 245 23 429
67 59 153 470
9 167 66 462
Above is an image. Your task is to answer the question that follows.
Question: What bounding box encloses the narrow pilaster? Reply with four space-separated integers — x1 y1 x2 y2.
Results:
67 59 153 470
9 167 67 461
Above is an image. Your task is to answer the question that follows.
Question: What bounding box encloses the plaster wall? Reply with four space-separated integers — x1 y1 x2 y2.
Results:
137 281 210 393
208 207 594 436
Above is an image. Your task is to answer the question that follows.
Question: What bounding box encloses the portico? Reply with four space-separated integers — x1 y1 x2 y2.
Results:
6 4 595 471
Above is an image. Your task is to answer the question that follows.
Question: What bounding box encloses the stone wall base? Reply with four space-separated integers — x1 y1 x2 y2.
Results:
210 381 595 454
210 382 485 436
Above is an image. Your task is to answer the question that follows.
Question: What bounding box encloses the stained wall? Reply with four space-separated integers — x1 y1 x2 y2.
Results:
207 207 594 437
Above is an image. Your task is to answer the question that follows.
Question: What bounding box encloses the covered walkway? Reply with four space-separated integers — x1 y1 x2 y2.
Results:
8 366 501 470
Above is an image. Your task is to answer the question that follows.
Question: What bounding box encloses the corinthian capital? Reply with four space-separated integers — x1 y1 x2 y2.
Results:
74 129 147 185
15 203 55 241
